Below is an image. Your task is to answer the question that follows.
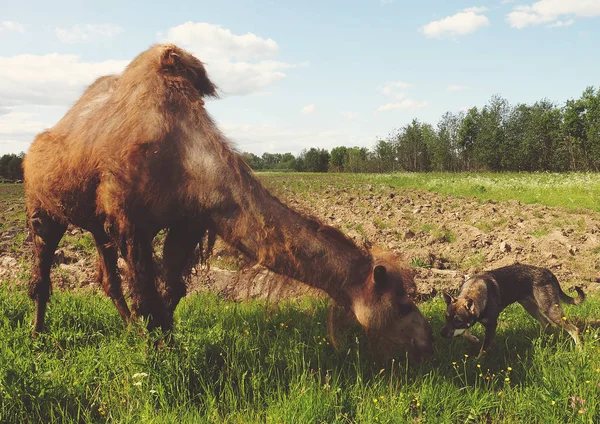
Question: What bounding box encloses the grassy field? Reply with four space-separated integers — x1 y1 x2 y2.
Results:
259 172 600 212
2 173 600 423
0 283 599 423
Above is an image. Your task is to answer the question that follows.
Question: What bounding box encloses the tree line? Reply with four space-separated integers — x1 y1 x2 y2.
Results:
0 153 24 181
242 86 600 173
3 86 599 177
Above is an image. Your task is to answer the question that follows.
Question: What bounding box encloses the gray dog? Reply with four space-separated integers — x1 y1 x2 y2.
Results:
441 263 585 354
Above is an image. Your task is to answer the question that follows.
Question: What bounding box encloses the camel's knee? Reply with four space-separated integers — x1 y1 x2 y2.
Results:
163 280 187 313
100 277 123 299
28 278 50 302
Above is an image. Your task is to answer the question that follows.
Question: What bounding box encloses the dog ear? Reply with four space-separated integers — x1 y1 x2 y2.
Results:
465 298 476 314
442 291 455 306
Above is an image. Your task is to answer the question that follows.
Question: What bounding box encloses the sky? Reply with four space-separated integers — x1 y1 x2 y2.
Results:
1 0 599 156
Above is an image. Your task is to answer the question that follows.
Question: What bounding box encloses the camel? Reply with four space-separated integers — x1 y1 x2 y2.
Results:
23 44 434 363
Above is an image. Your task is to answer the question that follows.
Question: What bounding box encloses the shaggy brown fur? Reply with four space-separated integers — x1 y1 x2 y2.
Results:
23 44 433 363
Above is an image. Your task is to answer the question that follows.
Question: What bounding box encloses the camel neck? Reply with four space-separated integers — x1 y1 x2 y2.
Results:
206 163 371 306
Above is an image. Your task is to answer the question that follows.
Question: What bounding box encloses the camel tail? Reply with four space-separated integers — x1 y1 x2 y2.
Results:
559 284 586 306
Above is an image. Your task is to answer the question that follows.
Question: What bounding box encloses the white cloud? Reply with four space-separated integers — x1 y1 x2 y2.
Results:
0 21 25 33
507 0 600 29
380 81 412 96
55 24 124 43
340 111 359 121
463 6 488 14
301 104 315 114
161 22 306 96
549 19 575 27
422 7 490 38
377 81 427 112
162 22 278 61
377 100 428 111
0 54 128 107
0 22 306 153
0 53 128 153
447 84 468 91
0 111 50 136
0 109 59 154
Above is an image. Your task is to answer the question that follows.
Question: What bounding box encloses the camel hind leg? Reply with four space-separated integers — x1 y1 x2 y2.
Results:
28 209 67 335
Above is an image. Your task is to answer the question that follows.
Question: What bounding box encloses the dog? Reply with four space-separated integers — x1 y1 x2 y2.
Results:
441 263 585 354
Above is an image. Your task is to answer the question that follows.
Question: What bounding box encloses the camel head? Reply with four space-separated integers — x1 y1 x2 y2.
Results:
126 43 219 100
349 252 434 365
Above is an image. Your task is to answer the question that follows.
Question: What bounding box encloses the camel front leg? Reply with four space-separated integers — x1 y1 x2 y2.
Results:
122 230 169 332
162 223 206 317
92 231 131 323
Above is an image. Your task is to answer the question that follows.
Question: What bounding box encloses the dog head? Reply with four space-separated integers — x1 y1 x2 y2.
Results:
440 292 479 339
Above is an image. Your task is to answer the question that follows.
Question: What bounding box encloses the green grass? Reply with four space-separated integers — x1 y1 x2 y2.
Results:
1 285 600 423
432 228 456 243
0 183 26 227
421 224 433 233
410 257 432 269
531 229 550 238
373 218 390 230
59 233 96 255
259 172 600 212
354 224 366 238
10 233 26 253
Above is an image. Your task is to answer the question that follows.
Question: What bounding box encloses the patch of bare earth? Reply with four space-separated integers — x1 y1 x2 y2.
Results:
267 181 600 296
2 182 600 301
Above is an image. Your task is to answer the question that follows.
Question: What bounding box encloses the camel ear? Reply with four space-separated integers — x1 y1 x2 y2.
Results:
161 48 180 71
373 265 389 291
443 291 455 306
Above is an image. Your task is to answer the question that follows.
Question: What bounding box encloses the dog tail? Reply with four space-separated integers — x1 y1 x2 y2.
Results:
559 285 586 306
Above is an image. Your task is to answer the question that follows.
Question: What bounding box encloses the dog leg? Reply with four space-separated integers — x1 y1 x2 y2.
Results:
462 329 481 344
519 298 552 332
480 321 497 355
544 302 582 350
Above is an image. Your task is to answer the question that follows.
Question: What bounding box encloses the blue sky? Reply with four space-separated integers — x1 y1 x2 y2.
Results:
1 0 599 155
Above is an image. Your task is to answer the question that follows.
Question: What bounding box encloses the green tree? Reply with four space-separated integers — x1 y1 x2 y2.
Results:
563 87 600 171
394 119 430 172
372 140 395 172
475 96 509 171
0 153 24 180
240 152 264 170
276 153 296 170
344 147 368 173
458 107 480 170
298 148 329 172
329 146 348 172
